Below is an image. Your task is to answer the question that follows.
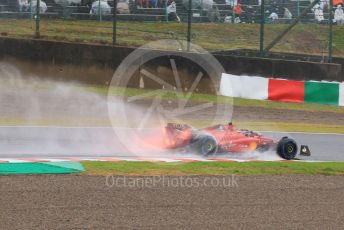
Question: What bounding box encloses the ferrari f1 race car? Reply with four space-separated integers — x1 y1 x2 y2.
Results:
164 122 311 160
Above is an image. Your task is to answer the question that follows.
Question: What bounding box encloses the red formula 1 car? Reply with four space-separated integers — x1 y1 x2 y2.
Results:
164 122 311 160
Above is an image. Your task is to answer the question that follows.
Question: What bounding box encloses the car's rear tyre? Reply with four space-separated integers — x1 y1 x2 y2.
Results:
197 135 218 156
277 137 298 160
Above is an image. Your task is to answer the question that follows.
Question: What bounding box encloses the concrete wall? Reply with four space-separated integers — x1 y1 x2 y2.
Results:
0 37 132 86
216 49 343 82
0 37 342 93
0 37 219 93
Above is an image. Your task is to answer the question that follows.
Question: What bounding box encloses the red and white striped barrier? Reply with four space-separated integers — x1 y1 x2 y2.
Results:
220 73 344 106
220 74 269 100
0 157 321 163
0 157 249 163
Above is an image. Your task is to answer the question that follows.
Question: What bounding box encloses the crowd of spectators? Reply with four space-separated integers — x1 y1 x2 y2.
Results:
311 1 344 25
6 0 344 25
223 0 344 25
18 0 48 13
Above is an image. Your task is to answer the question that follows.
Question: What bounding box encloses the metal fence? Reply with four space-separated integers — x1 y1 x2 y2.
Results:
0 0 342 61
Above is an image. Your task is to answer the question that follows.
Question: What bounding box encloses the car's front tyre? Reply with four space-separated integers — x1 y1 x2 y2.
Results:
277 137 298 160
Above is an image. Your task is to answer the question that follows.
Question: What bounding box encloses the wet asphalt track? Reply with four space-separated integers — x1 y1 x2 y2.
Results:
0 126 343 161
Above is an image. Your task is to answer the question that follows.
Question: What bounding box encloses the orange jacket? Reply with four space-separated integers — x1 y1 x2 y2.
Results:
333 0 343 6
234 4 243 15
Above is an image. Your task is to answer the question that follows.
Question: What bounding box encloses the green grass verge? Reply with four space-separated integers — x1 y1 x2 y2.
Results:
97 86 344 114
83 161 344 176
227 121 344 134
1 85 344 133
1 118 344 133
1 19 344 55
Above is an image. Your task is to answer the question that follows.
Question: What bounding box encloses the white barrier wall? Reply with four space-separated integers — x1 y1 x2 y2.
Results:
219 73 240 97
240 75 269 100
339 83 344 106
220 73 269 100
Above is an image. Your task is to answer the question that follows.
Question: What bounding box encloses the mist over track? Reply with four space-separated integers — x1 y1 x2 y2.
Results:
0 126 342 162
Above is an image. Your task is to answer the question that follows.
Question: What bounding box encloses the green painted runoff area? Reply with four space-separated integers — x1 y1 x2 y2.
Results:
0 162 84 175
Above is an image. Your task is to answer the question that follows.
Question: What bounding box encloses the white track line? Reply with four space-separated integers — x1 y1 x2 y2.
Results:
0 157 333 163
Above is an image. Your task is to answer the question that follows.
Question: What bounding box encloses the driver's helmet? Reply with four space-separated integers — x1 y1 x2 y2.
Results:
217 125 225 131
